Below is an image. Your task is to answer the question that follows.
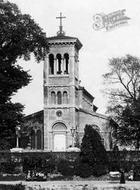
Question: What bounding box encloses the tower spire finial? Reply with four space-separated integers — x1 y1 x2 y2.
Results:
56 12 66 36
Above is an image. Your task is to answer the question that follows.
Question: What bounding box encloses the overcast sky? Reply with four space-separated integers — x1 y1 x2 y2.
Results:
10 0 140 115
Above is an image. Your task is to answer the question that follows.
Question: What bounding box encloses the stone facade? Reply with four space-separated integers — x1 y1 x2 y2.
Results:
24 30 114 151
42 31 113 151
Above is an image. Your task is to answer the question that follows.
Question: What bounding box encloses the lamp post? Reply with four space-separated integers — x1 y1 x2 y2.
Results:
70 128 76 147
10 125 23 153
15 125 21 148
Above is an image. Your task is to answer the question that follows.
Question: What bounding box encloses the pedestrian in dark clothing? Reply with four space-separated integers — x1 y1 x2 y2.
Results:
120 170 125 184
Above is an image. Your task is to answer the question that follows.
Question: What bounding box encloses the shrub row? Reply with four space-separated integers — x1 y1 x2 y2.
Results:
1 155 140 179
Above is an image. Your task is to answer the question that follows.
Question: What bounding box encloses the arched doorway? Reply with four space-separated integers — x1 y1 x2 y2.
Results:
52 122 67 151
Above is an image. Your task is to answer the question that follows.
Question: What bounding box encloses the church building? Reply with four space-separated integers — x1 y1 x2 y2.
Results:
24 13 114 152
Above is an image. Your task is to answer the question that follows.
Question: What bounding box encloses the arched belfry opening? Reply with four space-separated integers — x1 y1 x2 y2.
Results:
64 53 69 74
49 54 54 74
57 91 62 104
63 91 68 104
51 91 56 104
52 122 67 151
56 54 62 74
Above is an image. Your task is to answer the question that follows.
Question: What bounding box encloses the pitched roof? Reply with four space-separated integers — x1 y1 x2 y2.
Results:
79 108 109 120
79 86 94 100
24 110 43 124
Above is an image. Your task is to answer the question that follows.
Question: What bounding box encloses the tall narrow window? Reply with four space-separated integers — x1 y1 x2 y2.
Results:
37 130 41 149
49 54 54 74
63 91 68 104
51 91 56 104
31 130 35 149
64 53 69 74
56 54 62 74
57 91 62 104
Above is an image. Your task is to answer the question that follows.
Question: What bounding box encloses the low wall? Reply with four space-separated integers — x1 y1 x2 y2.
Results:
0 151 79 163
0 150 140 162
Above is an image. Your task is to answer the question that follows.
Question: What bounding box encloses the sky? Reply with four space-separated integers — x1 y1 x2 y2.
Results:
10 0 140 116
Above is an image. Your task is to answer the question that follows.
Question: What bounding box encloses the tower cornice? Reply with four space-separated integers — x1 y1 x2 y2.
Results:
47 36 82 50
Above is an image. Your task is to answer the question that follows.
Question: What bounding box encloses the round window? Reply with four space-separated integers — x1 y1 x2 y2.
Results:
56 110 62 117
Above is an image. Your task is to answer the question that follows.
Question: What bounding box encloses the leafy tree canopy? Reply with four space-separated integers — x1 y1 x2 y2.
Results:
103 55 140 149
0 0 48 149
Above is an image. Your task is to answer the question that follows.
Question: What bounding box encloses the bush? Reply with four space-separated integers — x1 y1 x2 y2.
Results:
57 159 74 177
0 161 17 174
133 164 140 181
77 125 108 177
92 163 108 177
120 161 133 173
108 161 120 172
23 154 56 178
108 161 134 173
74 159 92 178
43 156 56 176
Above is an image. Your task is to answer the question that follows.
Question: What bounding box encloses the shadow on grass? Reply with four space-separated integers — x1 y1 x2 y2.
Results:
0 174 25 181
0 184 25 190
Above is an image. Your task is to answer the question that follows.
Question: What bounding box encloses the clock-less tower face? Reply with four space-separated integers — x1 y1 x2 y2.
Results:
43 35 82 151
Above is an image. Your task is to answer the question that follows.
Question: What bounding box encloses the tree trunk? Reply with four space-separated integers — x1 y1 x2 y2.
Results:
135 139 139 150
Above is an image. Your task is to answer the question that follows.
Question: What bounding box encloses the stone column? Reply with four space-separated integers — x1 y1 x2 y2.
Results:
54 58 57 75
62 58 65 74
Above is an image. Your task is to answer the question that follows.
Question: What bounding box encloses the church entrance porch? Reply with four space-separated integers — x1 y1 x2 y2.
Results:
52 122 67 151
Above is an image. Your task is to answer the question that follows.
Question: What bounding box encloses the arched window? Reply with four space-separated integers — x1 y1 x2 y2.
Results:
57 91 62 104
63 91 68 104
31 130 35 149
64 53 69 74
49 54 54 74
37 130 41 149
56 54 62 74
51 91 56 104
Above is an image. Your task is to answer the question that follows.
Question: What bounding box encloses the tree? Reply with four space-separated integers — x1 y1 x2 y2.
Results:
0 0 48 149
76 125 108 177
103 54 140 149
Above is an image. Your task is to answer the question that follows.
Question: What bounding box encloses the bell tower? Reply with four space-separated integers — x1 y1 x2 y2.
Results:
43 13 82 151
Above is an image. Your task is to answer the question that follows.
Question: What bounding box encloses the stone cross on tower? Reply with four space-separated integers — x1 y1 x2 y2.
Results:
56 12 66 36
